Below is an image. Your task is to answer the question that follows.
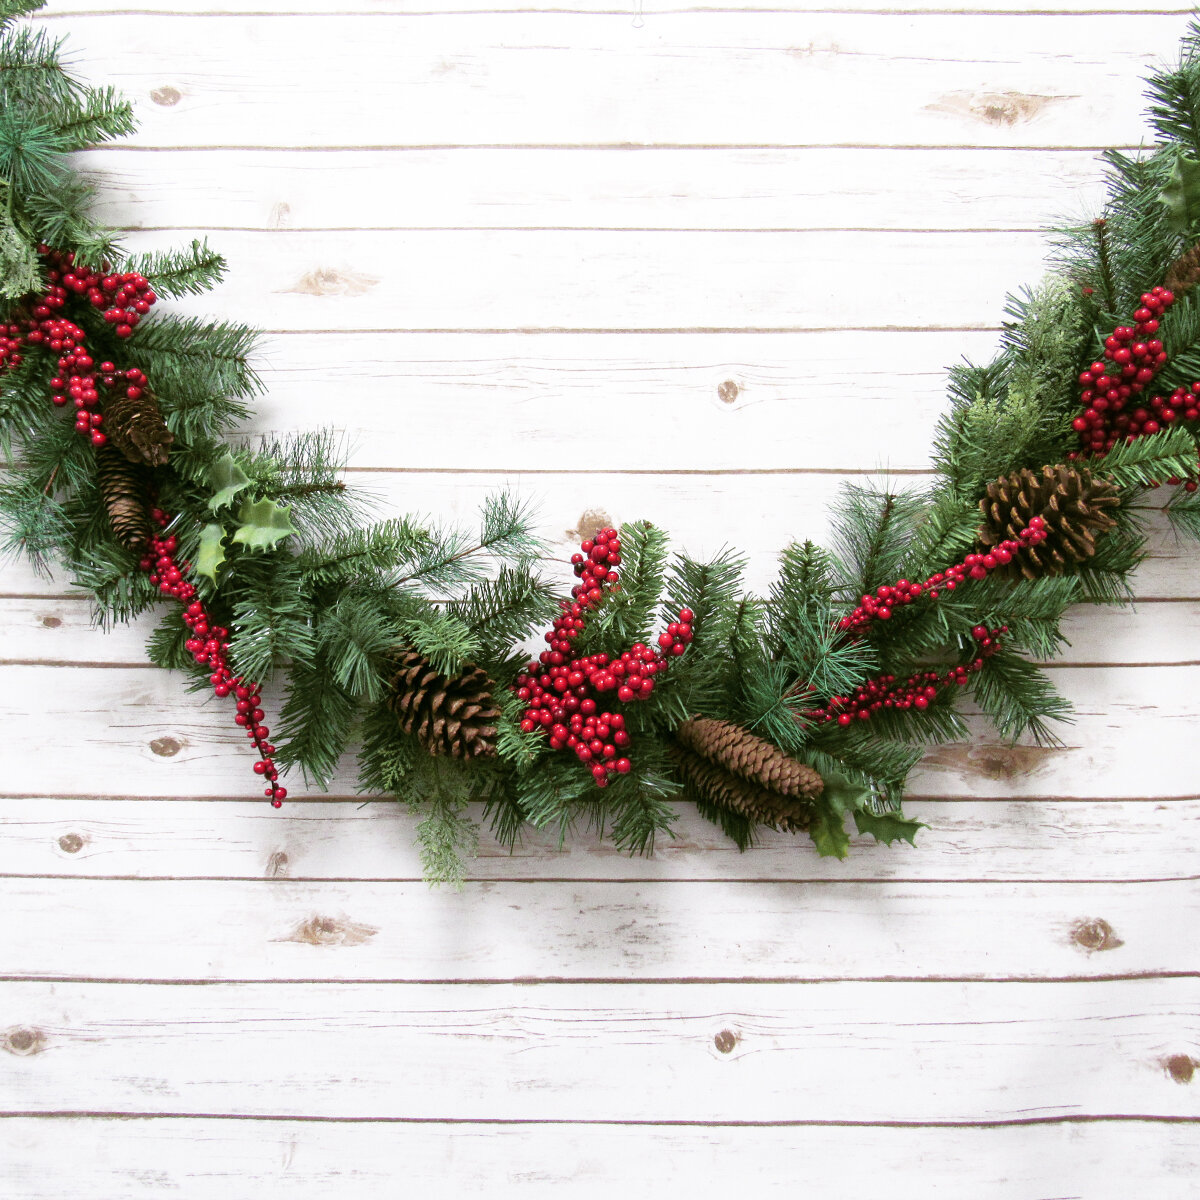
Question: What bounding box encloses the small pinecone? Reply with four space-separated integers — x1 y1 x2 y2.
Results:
104 387 174 466
978 463 1120 580
95 444 153 550
387 649 499 759
671 717 824 833
1164 243 1200 296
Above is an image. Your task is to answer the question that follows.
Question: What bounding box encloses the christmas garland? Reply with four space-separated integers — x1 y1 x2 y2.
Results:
5 2 1200 882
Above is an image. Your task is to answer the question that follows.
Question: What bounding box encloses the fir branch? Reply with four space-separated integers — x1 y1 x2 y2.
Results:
971 648 1072 745
122 239 227 298
48 86 134 149
1091 426 1198 490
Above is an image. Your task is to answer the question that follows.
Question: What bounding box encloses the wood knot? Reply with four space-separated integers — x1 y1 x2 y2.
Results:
281 267 378 297
150 85 181 107
717 379 739 404
1164 1054 1196 1084
713 1029 739 1054
3 1027 46 1056
1071 918 1124 953
267 850 290 878
925 90 1064 128
282 915 378 947
269 201 292 229
40 615 62 628
567 509 615 542
149 736 182 757
57 833 84 854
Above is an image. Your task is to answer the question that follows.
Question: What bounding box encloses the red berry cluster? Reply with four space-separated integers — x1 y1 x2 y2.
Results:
513 527 694 787
1072 287 1178 456
139 508 286 806
837 518 1048 635
815 624 1006 726
0 246 156 448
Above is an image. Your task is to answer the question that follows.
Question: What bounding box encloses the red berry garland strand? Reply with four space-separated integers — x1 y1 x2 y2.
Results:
513 527 694 787
138 508 286 806
837 517 1049 635
814 624 1007 727
0 246 156 448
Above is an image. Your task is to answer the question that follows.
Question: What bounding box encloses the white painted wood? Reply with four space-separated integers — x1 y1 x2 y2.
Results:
2 980 1196 1121
51 14 1192 149
2 797 1197 883
7 1117 1200 1200
0 661 1195 799
113 227 1050 331
79 147 1110 231
0 876 1192 980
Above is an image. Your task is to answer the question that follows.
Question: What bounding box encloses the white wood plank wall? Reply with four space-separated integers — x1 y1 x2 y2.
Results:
2 1 1198 1195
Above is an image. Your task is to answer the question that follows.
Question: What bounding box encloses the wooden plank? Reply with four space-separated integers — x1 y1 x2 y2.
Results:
6 1116 1199 1200
0 662 1196 800
49 13 1190 149
2 980 1196 1120
42 0 1198 16
78 146 1109 231
3 797 1195 884
5 595 1198 668
0 876 1195 981
112 227 1050 331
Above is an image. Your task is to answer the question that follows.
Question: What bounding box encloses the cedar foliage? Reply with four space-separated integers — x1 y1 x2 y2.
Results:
4 3 1200 878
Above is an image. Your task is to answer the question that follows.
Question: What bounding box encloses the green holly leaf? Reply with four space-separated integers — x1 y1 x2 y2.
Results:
232 495 296 551
208 451 252 512
1160 149 1200 236
853 807 926 848
195 522 228 582
807 804 851 859
819 764 876 817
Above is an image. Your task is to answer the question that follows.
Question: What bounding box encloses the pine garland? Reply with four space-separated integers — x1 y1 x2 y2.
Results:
3 2 1200 879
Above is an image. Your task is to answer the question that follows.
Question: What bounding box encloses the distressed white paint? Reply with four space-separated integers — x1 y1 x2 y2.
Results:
1 2 1197 1197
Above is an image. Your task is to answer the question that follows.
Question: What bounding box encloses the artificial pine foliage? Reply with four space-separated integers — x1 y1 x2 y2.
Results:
9 5 1200 878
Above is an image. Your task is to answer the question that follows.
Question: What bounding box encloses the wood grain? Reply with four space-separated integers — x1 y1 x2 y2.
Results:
2 980 1196 1121
6 1117 1199 1200
2 796 1197 882
54 13 1191 149
1 875 1195 980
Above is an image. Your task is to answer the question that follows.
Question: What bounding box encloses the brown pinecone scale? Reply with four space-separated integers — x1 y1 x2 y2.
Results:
978 463 1120 580
671 717 823 833
1164 243 1200 296
387 649 499 759
96 444 153 550
104 387 174 466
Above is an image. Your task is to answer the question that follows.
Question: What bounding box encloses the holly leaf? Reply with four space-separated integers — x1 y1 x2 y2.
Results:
853 807 926 848
1160 149 1200 236
232 496 296 551
195 522 228 582
807 804 851 859
208 451 253 512
819 764 876 817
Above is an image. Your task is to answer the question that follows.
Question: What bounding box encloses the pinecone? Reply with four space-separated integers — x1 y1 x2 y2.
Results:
95 444 153 550
387 649 499 759
104 387 174 466
978 463 1120 580
1164 243 1200 296
670 717 823 833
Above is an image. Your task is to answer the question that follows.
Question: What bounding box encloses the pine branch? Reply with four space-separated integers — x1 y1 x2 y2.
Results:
123 239 227 298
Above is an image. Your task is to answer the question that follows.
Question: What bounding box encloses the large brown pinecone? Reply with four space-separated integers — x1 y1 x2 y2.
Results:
671 717 823 833
387 649 499 759
1164 243 1200 296
978 463 1120 580
96 444 153 550
104 387 174 466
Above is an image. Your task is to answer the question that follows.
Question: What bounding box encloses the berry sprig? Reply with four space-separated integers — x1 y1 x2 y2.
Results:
139 508 286 806
815 624 1006 726
837 517 1048 635
514 527 694 787
0 246 156 448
